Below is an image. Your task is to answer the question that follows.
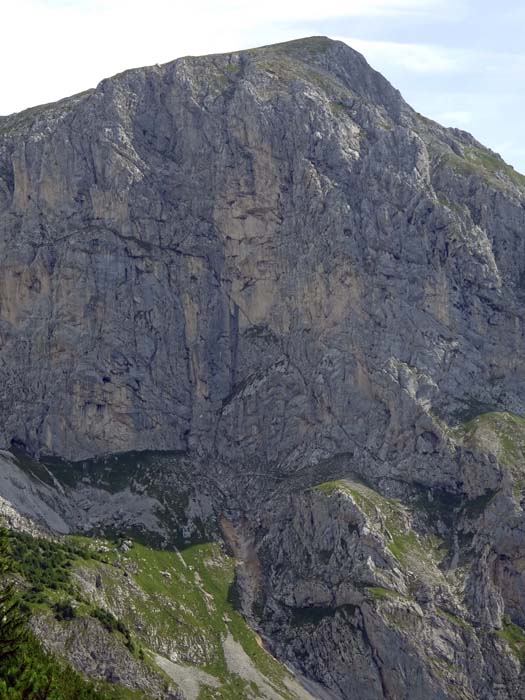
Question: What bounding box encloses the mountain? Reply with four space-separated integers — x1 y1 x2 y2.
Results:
1 36 525 699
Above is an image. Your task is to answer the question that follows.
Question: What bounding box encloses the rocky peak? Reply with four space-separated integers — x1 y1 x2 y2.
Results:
2 36 525 699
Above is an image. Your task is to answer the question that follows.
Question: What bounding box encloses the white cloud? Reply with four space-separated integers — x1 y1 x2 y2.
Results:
338 37 468 73
1 0 451 115
222 0 448 20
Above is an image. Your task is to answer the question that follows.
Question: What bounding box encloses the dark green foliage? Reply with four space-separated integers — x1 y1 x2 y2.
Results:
89 608 136 655
5 528 143 674
8 531 89 602
290 605 336 627
461 490 498 518
0 533 28 665
0 633 103 700
0 529 106 699
90 606 120 632
53 600 76 621
90 607 127 636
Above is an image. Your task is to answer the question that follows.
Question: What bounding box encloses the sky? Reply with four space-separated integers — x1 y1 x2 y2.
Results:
2 0 524 173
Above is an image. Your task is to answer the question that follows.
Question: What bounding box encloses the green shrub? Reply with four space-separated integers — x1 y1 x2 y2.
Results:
53 601 76 621
89 607 137 655
0 529 107 699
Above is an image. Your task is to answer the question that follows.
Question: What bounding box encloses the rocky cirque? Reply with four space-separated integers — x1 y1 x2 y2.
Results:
2 36 525 699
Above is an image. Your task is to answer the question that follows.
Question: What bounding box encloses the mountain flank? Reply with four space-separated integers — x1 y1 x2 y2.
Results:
1 36 525 699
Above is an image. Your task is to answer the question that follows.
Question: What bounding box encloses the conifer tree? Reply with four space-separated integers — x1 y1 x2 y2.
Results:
0 529 28 665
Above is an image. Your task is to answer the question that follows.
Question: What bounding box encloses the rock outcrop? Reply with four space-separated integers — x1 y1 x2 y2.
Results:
2 36 525 699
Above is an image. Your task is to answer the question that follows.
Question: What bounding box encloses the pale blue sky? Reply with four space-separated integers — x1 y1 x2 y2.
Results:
2 0 524 172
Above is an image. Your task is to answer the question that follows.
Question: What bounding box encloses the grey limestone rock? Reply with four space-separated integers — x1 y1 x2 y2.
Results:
2 36 525 699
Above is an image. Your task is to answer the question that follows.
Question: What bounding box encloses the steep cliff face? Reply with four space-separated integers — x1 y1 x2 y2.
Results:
2 36 525 700
2 35 525 470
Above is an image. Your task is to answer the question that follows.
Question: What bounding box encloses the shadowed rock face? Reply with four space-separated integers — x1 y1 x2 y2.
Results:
2 36 525 699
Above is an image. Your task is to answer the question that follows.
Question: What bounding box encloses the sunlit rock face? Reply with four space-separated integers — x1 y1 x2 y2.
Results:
2 36 525 700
